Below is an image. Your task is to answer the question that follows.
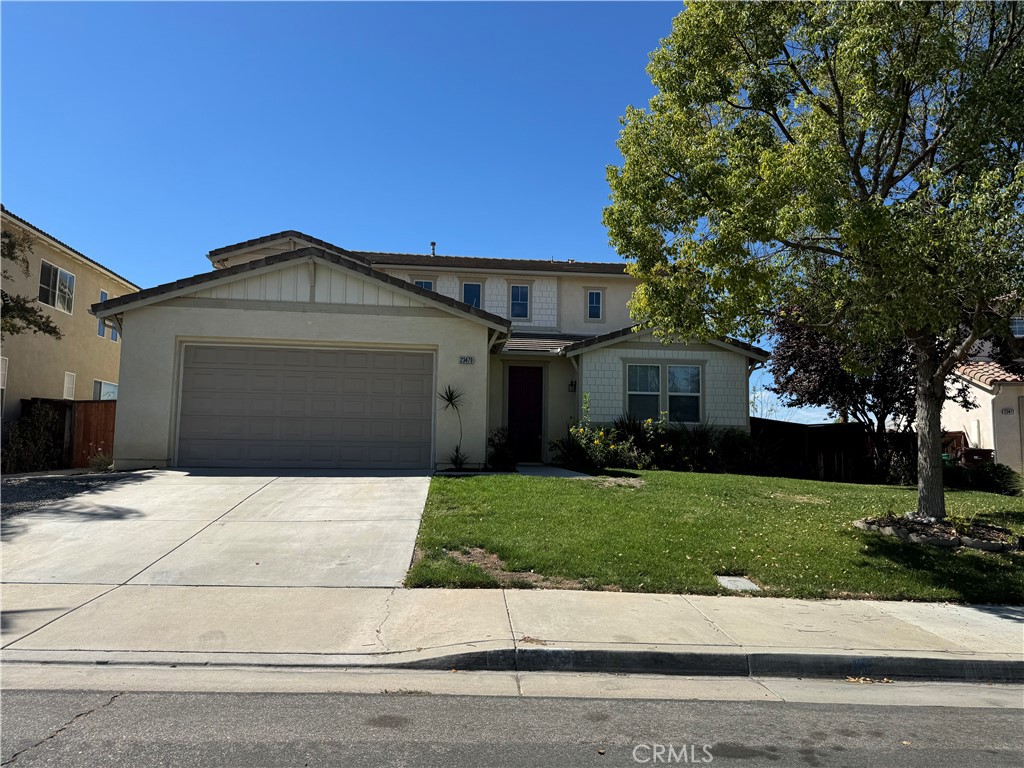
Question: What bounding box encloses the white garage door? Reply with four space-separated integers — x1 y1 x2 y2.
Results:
177 345 433 469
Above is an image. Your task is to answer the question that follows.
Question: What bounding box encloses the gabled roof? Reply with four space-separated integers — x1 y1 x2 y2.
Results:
206 229 628 275
91 246 511 331
955 360 1024 387
1 205 139 289
207 229 359 261
560 324 769 360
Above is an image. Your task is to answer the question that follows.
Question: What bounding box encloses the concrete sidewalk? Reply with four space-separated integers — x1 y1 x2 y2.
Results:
2 586 1021 683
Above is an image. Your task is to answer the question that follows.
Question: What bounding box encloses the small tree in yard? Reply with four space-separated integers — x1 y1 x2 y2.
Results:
605 1 1024 519
2 226 62 340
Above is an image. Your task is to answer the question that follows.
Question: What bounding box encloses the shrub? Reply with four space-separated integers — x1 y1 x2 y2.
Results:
1 403 65 474
946 462 1023 496
486 427 517 472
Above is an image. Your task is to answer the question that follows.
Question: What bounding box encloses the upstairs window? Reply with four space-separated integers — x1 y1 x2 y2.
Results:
510 284 530 319
626 364 660 421
587 289 603 320
40 261 75 314
413 279 433 291
1011 316 1024 337
98 291 108 337
462 282 482 308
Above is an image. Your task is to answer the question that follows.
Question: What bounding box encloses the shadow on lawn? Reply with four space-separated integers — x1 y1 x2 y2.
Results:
860 534 1024 604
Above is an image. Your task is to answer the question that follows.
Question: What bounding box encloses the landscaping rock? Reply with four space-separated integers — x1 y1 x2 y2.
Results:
961 537 1007 553
856 513 1019 554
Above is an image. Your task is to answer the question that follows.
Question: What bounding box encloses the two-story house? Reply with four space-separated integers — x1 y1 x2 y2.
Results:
941 320 1024 473
1 206 138 424
93 230 766 470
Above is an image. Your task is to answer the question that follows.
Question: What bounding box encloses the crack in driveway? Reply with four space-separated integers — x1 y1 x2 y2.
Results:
374 588 397 651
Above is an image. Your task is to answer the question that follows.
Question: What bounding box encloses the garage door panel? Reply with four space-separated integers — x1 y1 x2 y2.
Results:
178 345 433 469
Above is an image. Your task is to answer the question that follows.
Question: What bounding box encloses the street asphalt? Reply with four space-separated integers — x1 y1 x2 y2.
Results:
2 687 1022 767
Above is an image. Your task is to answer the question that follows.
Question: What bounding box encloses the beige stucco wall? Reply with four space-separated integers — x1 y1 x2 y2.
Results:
941 382 995 449
112 301 492 470
1 219 136 423
992 386 1024 473
556 275 636 335
578 339 752 429
940 380 1024 472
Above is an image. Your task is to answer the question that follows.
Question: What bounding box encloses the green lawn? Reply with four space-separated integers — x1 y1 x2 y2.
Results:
406 471 1024 603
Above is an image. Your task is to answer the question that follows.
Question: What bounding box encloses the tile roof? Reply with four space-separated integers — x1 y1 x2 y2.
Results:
356 251 629 276
207 230 359 261
560 324 770 360
955 360 1024 387
501 332 591 354
92 246 511 330
206 229 628 275
1 205 139 289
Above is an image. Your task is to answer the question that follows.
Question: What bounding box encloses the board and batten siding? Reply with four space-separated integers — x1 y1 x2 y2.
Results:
578 343 751 428
191 264 429 308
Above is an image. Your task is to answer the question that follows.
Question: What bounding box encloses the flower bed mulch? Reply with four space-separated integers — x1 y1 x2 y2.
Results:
855 514 1022 553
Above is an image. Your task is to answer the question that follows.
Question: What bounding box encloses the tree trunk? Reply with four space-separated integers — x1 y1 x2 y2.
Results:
913 344 946 520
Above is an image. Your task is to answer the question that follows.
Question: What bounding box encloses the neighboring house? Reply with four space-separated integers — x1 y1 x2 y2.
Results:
0 206 138 424
93 230 767 470
942 321 1024 473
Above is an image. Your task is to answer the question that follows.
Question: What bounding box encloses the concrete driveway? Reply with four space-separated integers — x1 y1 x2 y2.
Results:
1 470 431 588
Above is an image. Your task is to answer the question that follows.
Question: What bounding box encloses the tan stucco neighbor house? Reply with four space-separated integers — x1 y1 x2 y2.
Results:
941 324 1024 474
1 206 139 424
93 231 766 471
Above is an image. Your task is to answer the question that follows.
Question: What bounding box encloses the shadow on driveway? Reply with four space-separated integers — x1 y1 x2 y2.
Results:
1 473 152 542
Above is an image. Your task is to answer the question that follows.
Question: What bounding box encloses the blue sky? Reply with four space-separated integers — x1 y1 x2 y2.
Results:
2 1 831 424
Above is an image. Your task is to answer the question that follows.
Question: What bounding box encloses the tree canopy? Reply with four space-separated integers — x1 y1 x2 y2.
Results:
1 227 63 340
605 1 1024 518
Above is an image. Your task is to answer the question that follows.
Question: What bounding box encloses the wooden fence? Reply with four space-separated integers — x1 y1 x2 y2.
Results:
16 398 117 469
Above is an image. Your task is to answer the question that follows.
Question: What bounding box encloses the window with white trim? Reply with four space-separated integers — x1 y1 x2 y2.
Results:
587 290 603 320
1011 316 1024 337
626 364 661 420
39 261 75 314
93 380 118 400
413 279 433 291
462 282 482 308
98 291 108 337
63 371 76 400
668 365 701 423
510 284 530 319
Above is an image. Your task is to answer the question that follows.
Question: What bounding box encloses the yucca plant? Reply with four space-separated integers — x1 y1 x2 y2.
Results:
438 385 467 468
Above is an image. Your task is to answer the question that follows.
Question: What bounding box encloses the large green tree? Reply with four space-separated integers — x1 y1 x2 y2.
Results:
605 1 1024 519
2 227 63 340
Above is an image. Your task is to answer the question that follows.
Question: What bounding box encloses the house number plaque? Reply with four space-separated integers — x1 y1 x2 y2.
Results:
1001 407 1015 415
459 356 475 365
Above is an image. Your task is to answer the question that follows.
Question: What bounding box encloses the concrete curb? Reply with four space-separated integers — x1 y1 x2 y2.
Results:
4 647 1021 684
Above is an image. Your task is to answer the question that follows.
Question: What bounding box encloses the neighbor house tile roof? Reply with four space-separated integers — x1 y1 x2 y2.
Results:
955 360 1024 387
92 246 511 330
1 205 139 289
